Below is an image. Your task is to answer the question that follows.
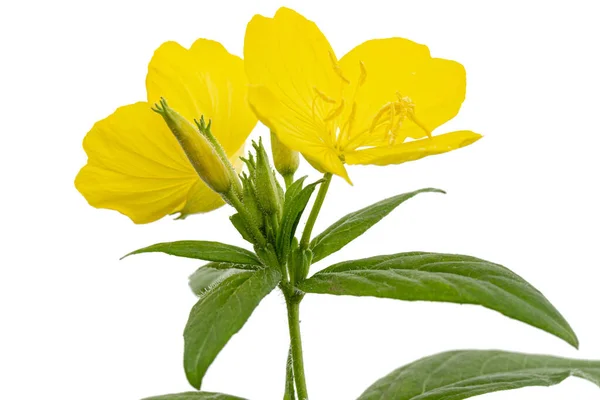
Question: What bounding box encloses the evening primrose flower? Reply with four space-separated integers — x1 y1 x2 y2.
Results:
75 39 256 223
244 8 481 183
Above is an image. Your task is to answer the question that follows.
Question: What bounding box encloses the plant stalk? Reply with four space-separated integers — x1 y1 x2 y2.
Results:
299 173 332 249
286 297 308 400
283 344 296 400
283 173 294 189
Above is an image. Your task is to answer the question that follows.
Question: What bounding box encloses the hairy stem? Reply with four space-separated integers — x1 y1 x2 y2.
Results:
299 173 332 249
286 297 308 399
283 344 296 400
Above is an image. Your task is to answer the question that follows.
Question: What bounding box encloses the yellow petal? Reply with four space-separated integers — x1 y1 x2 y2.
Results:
339 38 466 148
75 103 223 224
248 85 350 183
178 180 225 219
245 7 348 178
344 130 482 166
146 39 256 155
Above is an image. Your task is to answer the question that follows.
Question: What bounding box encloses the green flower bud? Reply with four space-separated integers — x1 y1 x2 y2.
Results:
253 138 283 216
240 173 264 230
271 131 299 179
153 99 231 194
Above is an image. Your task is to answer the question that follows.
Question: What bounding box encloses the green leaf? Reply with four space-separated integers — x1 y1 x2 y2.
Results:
122 240 261 266
188 263 249 296
310 188 444 263
184 268 281 388
284 176 308 205
299 252 578 348
230 213 256 244
357 350 600 400
143 392 247 400
277 179 322 259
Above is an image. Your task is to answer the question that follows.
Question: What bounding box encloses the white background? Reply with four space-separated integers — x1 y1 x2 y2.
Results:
1 0 599 399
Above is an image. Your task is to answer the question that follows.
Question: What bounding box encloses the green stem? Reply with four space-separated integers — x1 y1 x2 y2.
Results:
286 297 308 400
299 173 332 249
283 344 296 400
283 173 294 189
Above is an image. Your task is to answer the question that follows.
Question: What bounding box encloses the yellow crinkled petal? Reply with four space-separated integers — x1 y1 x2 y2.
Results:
248 85 350 183
75 102 223 224
146 38 256 155
344 130 482 166
245 7 349 179
339 38 466 148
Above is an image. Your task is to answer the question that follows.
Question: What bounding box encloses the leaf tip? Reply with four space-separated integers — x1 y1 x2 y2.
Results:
184 367 202 390
119 248 142 260
429 187 446 194
569 333 580 350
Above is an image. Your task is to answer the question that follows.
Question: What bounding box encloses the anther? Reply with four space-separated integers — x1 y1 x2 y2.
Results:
358 61 367 87
314 87 337 104
370 102 393 132
329 51 350 84
324 99 345 121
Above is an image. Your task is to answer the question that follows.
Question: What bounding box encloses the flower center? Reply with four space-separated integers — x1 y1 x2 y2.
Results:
311 55 431 155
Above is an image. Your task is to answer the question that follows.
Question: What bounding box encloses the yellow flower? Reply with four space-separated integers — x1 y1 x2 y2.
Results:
75 39 256 223
244 8 482 183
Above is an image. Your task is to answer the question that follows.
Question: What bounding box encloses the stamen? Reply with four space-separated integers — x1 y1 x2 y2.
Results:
389 109 406 145
324 99 345 121
337 102 357 149
329 51 350 84
387 99 396 145
358 61 367 87
370 102 392 132
314 87 337 104
311 96 318 123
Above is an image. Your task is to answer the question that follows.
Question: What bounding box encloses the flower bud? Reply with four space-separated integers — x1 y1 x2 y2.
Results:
153 99 231 194
253 138 283 215
270 131 299 179
240 173 264 230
